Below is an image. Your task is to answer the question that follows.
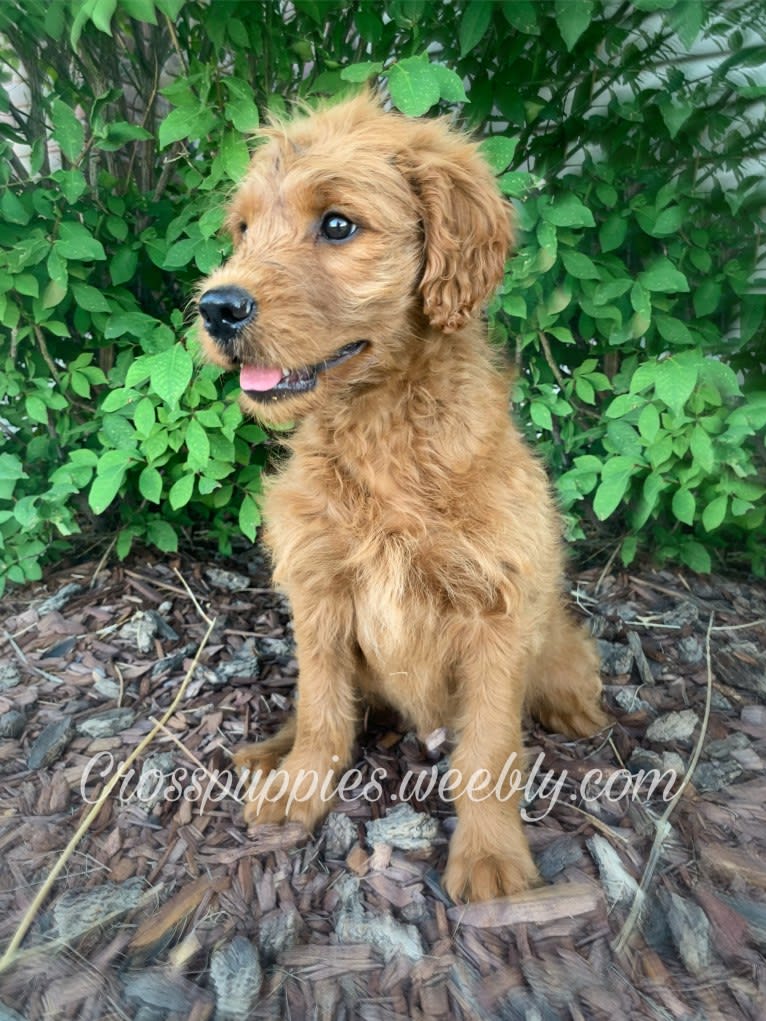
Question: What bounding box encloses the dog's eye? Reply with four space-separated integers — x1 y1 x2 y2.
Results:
238 222 248 236
320 212 357 242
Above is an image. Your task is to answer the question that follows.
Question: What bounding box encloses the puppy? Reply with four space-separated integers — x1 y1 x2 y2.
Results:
198 93 607 902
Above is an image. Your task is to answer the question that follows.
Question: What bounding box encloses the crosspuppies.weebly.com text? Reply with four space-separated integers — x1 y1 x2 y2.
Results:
80 750 680 819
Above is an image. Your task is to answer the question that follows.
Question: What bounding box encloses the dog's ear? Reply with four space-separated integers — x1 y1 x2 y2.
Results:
403 123 513 334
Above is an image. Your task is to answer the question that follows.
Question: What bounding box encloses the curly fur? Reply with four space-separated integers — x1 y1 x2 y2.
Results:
198 93 607 902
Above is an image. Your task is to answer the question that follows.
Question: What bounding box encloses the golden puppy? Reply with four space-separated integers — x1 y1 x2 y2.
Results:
198 93 606 902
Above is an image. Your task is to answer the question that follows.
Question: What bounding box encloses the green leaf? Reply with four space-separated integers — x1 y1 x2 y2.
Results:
70 371 91 398
1 190 31 225
702 495 727 532
147 519 178 552
620 535 638 567
503 294 527 318
637 204 683 238
13 273 39 298
220 131 250 182
561 250 600 280
133 397 155 435
635 471 667 527
388 57 440 116
198 206 225 239
169 473 194 510
555 0 593 50
499 172 537 198
606 393 644 419
110 247 138 286
159 106 216 148
431 64 468 103
680 541 711 574
671 488 695 526
340 61 384 83
701 360 741 399
71 281 111 313
138 466 163 503
655 315 693 347
194 239 223 274
120 0 158 23
102 387 139 412
659 99 693 139
96 122 153 151
163 238 196 271
637 403 660 442
530 401 553 430
480 136 519 174
593 279 631 305
670 0 704 46
654 357 698 415
185 418 211 470
239 492 261 541
51 98 84 161
53 169 87 204
690 425 715 473
89 451 132 514
647 433 673 470
640 257 689 293
149 346 194 408
91 0 118 33
593 455 636 520
25 394 48 425
542 194 595 228
502 1 539 33
459 1 493 56
574 376 595 403
56 221 106 261
693 280 722 317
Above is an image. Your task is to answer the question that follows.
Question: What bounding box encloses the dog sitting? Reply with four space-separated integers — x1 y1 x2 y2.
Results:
197 93 607 902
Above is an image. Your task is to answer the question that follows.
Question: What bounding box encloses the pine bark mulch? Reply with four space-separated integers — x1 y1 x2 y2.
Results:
0 550 765 1020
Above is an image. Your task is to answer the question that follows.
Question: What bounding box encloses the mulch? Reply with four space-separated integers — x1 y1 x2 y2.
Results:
0 546 765 1021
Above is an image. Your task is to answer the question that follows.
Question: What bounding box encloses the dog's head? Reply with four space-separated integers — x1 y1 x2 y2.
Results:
197 93 512 424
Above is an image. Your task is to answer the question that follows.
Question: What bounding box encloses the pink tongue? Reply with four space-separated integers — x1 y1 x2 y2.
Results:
240 364 283 392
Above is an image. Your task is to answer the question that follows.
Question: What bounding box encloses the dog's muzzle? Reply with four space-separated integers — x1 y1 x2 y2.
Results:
199 285 257 346
239 340 369 402
199 285 368 402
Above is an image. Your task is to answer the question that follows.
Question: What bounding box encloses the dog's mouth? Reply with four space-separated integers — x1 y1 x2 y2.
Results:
238 340 369 402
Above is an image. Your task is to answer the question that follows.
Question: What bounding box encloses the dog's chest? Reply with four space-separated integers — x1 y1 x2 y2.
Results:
351 530 427 656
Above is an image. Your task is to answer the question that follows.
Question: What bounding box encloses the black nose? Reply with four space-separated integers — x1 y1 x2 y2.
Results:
199 286 257 345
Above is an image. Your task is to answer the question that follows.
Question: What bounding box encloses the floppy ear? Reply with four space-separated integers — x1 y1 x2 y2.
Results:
403 122 513 333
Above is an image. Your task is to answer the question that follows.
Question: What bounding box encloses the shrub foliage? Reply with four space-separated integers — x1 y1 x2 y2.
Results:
0 0 764 592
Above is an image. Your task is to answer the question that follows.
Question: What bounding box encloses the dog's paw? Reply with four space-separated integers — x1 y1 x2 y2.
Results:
443 818 540 902
242 787 327 831
544 697 611 740
239 754 336 833
233 742 284 778
443 848 540 903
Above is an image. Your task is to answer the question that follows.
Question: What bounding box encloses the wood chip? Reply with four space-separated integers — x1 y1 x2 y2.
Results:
130 876 229 948
447 882 602 928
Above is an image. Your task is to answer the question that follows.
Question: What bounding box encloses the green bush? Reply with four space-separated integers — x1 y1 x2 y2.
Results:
1 0 764 593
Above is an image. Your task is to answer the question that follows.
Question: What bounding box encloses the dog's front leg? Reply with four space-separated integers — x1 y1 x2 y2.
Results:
443 620 541 902
241 593 359 832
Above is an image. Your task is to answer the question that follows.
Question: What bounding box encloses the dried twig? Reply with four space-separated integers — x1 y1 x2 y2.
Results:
173 566 215 627
613 612 715 953
537 330 569 393
594 542 621 595
566 802 631 843
89 535 117 589
2 630 65 685
148 717 244 806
